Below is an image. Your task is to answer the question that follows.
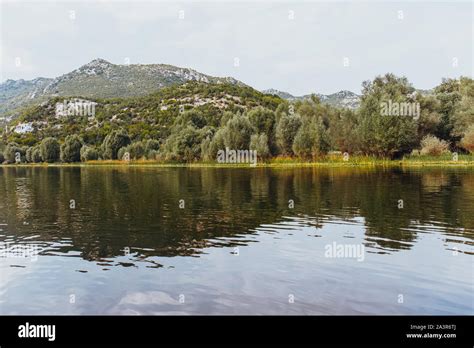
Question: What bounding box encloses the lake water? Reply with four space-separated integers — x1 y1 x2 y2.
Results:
0 166 473 315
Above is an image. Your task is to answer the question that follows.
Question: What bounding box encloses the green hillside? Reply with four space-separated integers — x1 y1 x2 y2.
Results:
2 81 282 149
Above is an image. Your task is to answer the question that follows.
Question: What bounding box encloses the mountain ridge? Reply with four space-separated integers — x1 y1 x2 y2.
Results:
262 88 361 109
0 58 246 117
1 59 369 119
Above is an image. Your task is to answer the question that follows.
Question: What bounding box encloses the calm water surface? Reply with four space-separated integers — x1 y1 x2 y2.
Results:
0 166 473 314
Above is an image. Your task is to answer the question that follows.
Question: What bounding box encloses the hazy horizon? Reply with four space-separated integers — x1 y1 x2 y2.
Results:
1 1 472 95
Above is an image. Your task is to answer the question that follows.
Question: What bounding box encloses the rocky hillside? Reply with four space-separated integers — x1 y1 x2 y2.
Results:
263 89 361 109
5 81 283 146
0 59 245 117
1 58 366 121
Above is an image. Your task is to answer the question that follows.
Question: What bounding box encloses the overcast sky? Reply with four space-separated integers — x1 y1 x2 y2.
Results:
1 1 472 95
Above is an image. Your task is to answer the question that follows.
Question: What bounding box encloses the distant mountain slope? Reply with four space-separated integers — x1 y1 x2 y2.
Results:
262 89 361 109
0 58 245 117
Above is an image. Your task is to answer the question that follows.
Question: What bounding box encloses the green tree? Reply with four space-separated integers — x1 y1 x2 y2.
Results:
101 129 131 160
250 133 270 160
207 128 226 160
275 113 302 155
118 141 145 160
221 114 255 150
26 147 34 163
80 145 99 162
60 135 83 162
144 139 160 159
4 142 25 163
292 118 330 159
40 138 60 163
174 110 207 129
434 78 461 141
460 124 474 154
129 141 145 159
117 147 129 161
356 73 418 157
145 139 160 153
200 137 213 161
414 94 441 144
328 109 359 153
247 107 277 154
162 125 204 162
220 111 235 127
32 146 42 163
451 77 474 140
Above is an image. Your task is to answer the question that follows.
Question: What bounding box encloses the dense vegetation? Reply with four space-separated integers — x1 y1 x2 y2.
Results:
1 74 473 164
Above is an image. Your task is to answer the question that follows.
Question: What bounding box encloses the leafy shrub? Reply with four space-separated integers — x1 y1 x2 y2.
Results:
60 135 83 162
206 129 226 160
146 150 159 160
460 124 474 154
162 125 204 162
200 137 213 161
40 138 60 163
174 110 207 129
250 133 270 160
117 147 128 161
4 143 25 163
128 142 145 159
116 142 144 160
220 111 234 127
276 114 302 155
221 114 255 150
0 152 4 163
26 147 34 163
80 145 99 162
292 121 317 160
248 107 277 154
420 135 450 156
25 145 41 163
32 147 42 163
356 73 418 157
144 139 160 159
101 129 131 160
293 118 330 159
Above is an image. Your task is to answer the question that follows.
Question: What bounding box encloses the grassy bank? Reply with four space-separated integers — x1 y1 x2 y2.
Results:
1 154 474 168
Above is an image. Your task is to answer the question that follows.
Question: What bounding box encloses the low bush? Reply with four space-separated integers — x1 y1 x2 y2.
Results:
460 125 474 154
420 135 450 156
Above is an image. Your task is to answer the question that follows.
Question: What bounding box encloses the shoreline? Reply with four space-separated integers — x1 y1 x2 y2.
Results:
1 160 474 168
